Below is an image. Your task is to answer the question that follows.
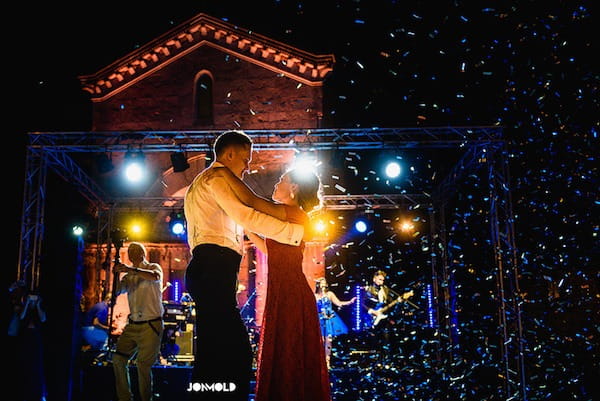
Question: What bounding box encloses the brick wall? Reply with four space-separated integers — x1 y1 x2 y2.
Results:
92 46 323 131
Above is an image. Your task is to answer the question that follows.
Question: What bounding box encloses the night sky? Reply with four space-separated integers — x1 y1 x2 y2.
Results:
9 1 597 400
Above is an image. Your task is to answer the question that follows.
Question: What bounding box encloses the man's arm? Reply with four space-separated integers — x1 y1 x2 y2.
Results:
114 263 161 282
207 167 286 220
93 316 109 330
247 231 268 254
133 263 162 281
210 176 304 246
184 193 196 251
361 287 378 315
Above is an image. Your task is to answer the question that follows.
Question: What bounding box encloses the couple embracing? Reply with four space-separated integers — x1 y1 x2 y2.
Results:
184 130 331 401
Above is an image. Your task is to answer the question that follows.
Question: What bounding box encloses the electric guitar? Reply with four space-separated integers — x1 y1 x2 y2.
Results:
369 290 414 327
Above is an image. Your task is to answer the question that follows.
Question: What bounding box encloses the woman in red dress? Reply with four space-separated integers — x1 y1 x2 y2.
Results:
209 167 331 401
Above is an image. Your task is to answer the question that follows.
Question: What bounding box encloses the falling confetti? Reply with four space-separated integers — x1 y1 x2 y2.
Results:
15 2 597 400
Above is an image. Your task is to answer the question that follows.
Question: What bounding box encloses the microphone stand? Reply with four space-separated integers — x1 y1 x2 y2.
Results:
107 230 127 354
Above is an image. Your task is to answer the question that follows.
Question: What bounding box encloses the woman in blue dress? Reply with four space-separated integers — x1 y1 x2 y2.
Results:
314 277 356 368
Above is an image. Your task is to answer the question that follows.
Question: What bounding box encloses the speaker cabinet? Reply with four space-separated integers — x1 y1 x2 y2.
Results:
176 330 194 355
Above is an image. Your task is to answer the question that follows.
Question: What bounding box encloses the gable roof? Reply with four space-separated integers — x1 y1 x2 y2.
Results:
79 13 336 101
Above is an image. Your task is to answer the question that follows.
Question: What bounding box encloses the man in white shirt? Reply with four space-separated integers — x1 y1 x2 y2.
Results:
183 130 304 401
112 242 165 401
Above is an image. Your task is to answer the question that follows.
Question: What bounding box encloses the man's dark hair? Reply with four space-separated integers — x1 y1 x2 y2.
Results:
213 130 253 158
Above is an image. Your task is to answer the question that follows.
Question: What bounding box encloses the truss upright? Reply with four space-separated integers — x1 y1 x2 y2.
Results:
18 147 48 292
488 143 526 400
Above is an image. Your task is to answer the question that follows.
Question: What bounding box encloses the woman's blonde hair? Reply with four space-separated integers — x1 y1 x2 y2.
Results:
314 277 328 294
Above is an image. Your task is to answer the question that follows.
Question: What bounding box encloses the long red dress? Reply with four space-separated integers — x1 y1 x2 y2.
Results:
255 205 331 401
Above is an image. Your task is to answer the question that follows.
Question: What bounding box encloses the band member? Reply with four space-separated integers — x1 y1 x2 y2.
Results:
81 293 112 351
315 277 356 369
112 242 165 401
362 270 413 344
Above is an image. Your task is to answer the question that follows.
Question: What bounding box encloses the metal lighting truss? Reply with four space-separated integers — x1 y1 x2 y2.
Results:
18 126 525 399
487 143 525 400
430 139 525 399
26 126 502 153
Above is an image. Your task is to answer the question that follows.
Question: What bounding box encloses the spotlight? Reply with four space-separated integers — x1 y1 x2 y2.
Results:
123 151 146 183
122 216 148 240
171 221 185 236
72 225 84 236
168 211 186 236
291 150 319 176
384 161 401 178
314 220 326 233
400 220 415 233
170 151 190 173
354 210 374 233
129 222 144 236
354 219 368 233
125 215 150 241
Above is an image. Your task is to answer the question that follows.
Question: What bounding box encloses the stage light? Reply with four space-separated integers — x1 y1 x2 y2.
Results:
400 221 415 233
354 219 368 233
291 150 320 176
384 161 401 178
168 211 186 236
130 223 143 235
118 216 148 240
173 281 181 301
72 225 84 236
353 285 363 331
170 151 190 173
171 221 185 235
426 283 436 328
314 219 326 233
123 151 146 183
124 217 147 239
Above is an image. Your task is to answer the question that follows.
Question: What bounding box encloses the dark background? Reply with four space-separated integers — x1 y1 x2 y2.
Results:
7 1 597 400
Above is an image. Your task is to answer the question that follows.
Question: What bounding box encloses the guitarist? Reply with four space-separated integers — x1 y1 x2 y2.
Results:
364 270 398 324
362 270 413 356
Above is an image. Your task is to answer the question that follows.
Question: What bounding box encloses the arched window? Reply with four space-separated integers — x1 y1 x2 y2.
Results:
195 73 213 124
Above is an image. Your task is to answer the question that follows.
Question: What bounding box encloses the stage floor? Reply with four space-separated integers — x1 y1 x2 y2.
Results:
80 364 196 401
78 363 363 401
76 329 438 401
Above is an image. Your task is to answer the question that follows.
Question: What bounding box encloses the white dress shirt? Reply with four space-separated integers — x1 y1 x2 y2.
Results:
184 162 304 255
118 260 165 322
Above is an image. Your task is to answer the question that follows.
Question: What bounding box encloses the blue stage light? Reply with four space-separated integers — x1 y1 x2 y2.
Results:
168 211 186 236
354 219 368 233
123 151 146 183
384 161 401 178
